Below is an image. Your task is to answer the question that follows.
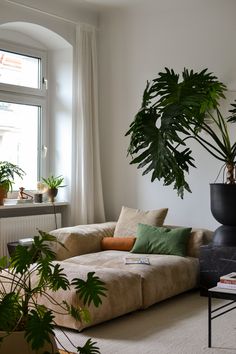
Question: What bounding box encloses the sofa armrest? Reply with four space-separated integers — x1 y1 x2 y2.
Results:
187 227 213 257
50 222 116 261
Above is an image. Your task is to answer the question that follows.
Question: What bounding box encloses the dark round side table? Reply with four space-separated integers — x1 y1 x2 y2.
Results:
7 240 34 257
7 241 21 257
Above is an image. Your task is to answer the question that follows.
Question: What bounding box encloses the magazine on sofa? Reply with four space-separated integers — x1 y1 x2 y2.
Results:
124 257 150 265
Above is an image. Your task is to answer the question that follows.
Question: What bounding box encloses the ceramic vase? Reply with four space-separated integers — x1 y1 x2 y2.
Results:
47 188 58 203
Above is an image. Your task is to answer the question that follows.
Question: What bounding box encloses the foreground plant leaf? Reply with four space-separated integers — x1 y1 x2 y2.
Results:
72 272 107 307
77 338 100 354
0 230 103 354
25 309 55 350
0 293 22 331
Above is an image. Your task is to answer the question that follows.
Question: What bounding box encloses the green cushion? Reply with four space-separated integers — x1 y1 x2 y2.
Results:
131 223 192 257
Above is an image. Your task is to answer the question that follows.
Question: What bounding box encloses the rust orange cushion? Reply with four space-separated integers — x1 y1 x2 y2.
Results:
101 237 136 251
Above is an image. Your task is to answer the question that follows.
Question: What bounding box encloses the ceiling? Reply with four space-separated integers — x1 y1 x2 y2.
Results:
60 0 145 12
70 0 139 7
5 0 142 13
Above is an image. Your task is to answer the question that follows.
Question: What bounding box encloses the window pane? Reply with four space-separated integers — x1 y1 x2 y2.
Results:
0 102 40 190
0 50 40 89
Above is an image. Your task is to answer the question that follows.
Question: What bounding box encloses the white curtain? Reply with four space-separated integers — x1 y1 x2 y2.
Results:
71 24 105 225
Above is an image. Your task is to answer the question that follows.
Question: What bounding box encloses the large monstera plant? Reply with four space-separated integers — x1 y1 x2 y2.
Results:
126 68 236 198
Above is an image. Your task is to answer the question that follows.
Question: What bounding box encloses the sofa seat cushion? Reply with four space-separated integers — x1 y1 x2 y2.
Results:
38 262 142 331
63 250 199 308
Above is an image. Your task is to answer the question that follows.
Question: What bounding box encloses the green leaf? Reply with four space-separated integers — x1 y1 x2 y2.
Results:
42 175 66 188
63 301 82 322
0 256 8 269
63 301 91 323
79 307 91 324
32 230 57 260
0 161 25 191
36 257 54 289
126 67 230 197
0 293 22 331
9 245 33 274
72 272 107 307
228 100 236 122
77 338 101 354
25 308 55 350
47 263 70 291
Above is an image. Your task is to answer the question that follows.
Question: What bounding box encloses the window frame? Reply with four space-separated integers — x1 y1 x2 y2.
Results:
0 40 48 188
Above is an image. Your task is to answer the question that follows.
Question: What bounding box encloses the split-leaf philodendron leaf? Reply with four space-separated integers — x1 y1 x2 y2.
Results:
126 68 236 198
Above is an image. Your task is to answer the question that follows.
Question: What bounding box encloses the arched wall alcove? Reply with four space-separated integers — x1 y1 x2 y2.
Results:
0 22 73 203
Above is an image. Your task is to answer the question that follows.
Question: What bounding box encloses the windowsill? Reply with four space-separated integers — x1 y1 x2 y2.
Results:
0 201 69 209
0 201 69 226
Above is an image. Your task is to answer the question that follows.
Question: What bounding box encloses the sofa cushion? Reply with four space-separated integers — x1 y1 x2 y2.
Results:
164 225 213 258
49 222 116 260
131 224 192 257
63 250 199 309
114 206 168 237
101 237 136 251
37 262 142 331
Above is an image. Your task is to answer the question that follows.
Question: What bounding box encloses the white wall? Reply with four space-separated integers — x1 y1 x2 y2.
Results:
2 0 236 230
0 0 98 44
98 0 236 229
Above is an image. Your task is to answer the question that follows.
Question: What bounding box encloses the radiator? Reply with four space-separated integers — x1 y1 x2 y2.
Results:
0 213 61 257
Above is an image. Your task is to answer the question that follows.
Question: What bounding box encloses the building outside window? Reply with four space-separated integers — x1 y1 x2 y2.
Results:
0 41 47 190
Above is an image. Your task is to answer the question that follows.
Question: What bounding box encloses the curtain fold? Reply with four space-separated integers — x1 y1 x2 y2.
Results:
71 24 105 225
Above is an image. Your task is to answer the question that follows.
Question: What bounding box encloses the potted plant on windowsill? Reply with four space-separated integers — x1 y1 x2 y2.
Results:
42 175 66 203
0 161 25 205
0 230 107 354
126 68 236 246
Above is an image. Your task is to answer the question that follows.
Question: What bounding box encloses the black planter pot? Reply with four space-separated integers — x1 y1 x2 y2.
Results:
210 183 236 246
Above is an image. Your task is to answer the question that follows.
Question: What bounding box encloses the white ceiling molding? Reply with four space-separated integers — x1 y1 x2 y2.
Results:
3 0 98 26
0 22 71 50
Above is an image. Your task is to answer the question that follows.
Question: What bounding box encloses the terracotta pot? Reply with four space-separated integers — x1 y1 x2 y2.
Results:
0 331 58 354
47 188 58 203
0 186 7 206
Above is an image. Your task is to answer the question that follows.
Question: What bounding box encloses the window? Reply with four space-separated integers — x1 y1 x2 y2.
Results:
0 50 40 88
0 41 47 190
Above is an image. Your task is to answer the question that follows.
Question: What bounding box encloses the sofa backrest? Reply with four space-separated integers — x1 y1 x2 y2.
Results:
50 221 213 260
50 222 116 260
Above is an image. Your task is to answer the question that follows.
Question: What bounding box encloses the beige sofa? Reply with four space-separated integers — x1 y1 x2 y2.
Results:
46 222 212 331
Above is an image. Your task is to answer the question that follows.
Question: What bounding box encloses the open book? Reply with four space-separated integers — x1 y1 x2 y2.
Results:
124 257 150 265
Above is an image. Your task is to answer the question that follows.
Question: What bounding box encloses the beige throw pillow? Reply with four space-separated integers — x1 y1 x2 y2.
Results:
114 206 168 237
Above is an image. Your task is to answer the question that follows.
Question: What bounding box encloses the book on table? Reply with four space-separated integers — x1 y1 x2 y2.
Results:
219 272 236 285
217 281 236 290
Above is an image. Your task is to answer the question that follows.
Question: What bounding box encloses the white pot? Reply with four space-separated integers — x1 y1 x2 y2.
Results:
0 331 58 354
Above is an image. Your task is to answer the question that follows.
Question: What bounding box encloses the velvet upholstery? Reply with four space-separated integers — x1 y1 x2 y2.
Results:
49 222 116 260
